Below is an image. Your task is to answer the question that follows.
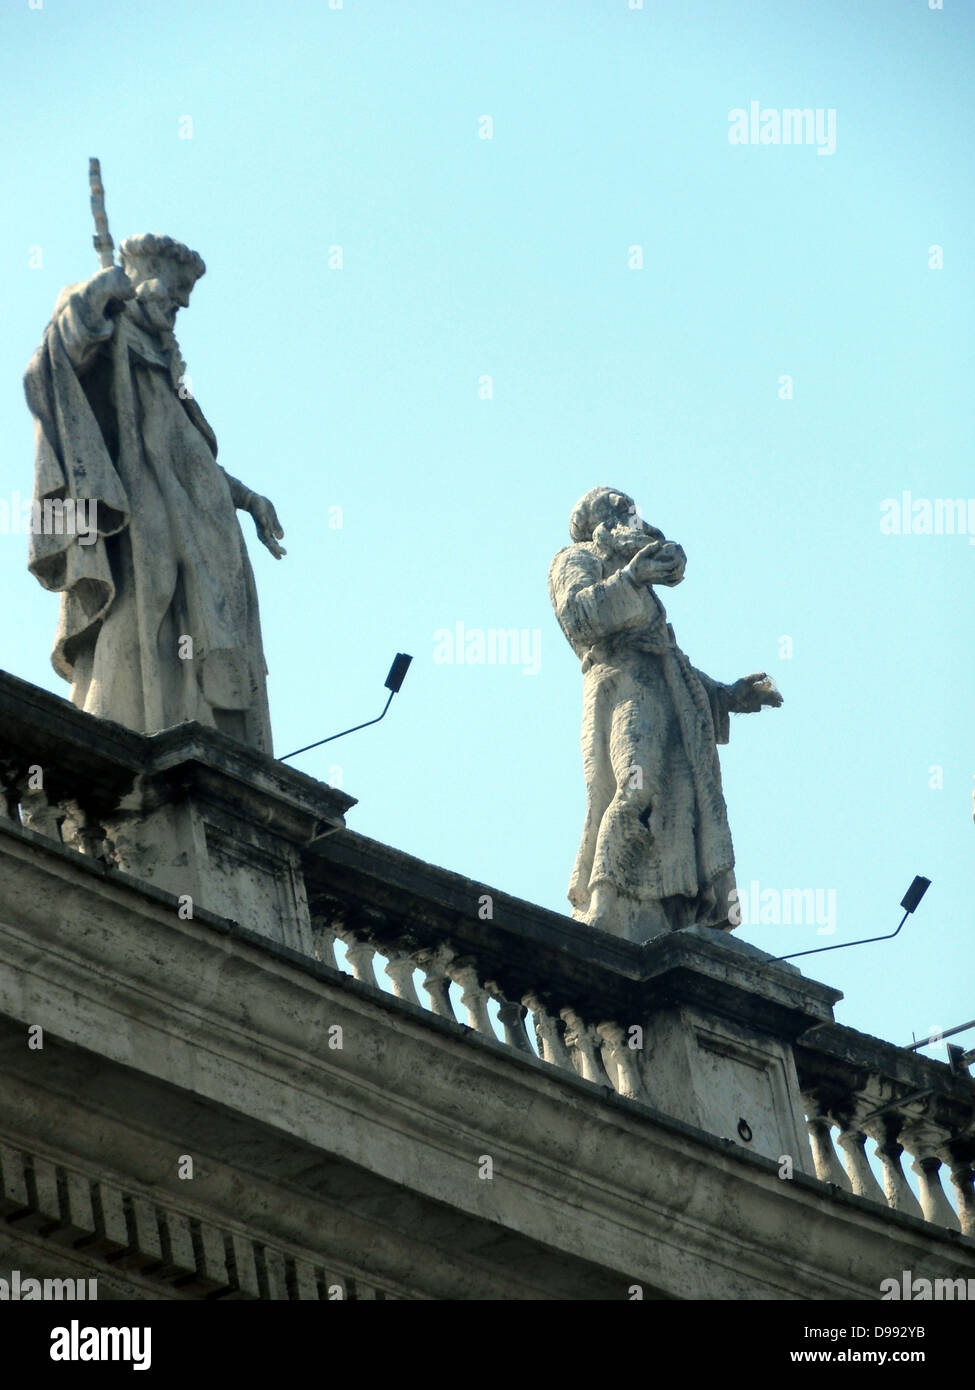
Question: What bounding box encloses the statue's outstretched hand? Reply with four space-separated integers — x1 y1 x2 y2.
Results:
727 673 782 713
248 495 287 559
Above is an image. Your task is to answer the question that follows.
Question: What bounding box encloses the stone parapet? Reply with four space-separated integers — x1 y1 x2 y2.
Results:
0 669 354 954
0 670 973 1296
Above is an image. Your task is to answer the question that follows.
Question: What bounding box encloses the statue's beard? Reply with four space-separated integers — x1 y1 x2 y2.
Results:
128 280 180 337
138 300 177 335
592 521 654 564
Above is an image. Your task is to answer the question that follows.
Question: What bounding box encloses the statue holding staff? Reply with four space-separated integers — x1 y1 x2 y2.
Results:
24 161 285 751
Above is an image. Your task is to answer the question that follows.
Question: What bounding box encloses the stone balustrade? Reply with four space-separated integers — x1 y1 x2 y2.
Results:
796 1025 975 1236
306 840 658 1103
303 833 975 1241
1 668 973 1247
322 914 624 1091
314 874 975 1237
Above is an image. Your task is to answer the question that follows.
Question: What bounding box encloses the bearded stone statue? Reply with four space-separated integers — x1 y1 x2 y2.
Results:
549 486 782 943
24 234 284 752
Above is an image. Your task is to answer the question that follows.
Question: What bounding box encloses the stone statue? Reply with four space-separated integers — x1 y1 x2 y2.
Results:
549 486 782 943
24 220 284 753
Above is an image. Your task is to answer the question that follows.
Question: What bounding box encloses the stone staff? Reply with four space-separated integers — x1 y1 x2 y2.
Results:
88 157 116 269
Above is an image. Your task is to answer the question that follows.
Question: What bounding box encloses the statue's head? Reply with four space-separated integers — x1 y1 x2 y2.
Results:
569 487 640 542
568 486 685 582
119 234 205 332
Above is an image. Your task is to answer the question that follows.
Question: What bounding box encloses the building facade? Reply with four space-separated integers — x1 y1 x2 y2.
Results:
0 671 973 1300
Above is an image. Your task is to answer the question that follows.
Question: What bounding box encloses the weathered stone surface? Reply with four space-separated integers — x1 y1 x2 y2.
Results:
0 672 354 949
549 486 782 942
1 675 972 1300
2 801 973 1300
24 235 285 752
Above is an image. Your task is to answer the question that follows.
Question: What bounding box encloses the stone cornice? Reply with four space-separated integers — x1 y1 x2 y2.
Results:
1 820 972 1300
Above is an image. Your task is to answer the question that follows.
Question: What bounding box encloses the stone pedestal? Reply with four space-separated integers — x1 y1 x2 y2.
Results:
101 724 355 955
634 926 839 1174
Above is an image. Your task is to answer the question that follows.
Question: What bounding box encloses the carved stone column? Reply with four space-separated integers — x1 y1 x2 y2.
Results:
800 1098 850 1189
447 958 494 1037
943 1154 975 1238
522 992 572 1071
310 914 339 968
900 1121 961 1230
382 950 421 1006
336 929 377 986
60 798 110 860
488 989 533 1055
860 1115 924 1220
0 759 20 822
597 1021 644 1100
19 786 63 840
560 1008 608 1086
834 1124 886 1203
413 946 457 1021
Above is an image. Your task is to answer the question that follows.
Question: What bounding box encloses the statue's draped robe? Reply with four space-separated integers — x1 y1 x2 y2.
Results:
24 284 272 752
549 542 736 932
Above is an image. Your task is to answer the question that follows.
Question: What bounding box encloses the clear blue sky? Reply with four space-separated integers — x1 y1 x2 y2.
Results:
1 0 972 1059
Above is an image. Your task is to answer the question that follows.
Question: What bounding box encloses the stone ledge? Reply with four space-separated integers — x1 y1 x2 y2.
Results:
0 1135 396 1301
1 822 973 1300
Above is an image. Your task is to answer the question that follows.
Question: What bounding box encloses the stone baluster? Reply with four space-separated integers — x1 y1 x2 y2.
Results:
833 1105 887 1204
522 992 573 1071
18 785 63 841
59 799 110 860
486 987 533 1055
900 1121 961 1230
596 1021 644 1100
0 759 19 821
560 1007 610 1087
413 947 457 1022
942 1154 975 1238
382 950 421 1007
335 929 378 987
800 1095 850 1190
860 1116 924 1220
309 916 338 969
446 958 495 1037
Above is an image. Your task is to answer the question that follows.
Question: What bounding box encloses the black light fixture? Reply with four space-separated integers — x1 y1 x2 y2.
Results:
280 653 413 762
384 653 412 694
763 875 931 967
899 875 931 915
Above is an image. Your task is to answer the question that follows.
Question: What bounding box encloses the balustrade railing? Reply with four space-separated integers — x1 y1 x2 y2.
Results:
319 914 628 1094
1 669 973 1242
314 901 975 1236
796 1026 975 1236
